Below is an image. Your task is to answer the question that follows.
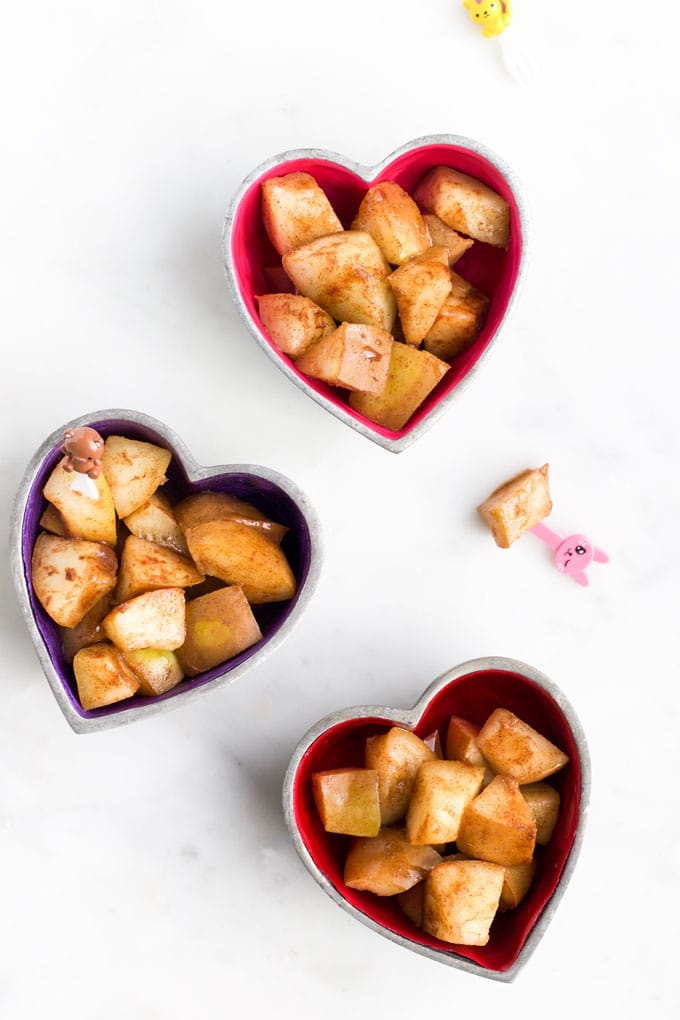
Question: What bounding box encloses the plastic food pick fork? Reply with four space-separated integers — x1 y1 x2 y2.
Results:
530 523 609 588
461 1 538 85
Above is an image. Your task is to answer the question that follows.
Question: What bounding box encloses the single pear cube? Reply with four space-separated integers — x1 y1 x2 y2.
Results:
123 490 189 555
423 214 474 265
521 782 561 845
457 775 537 866
344 828 441 896
350 342 449 431
123 648 184 697
406 760 485 845
413 166 510 248
178 585 263 676
102 588 186 652
115 535 204 602
102 436 172 519
283 231 397 332
423 271 489 361
73 643 140 710
31 533 118 628
500 859 536 910
477 708 569 784
60 593 114 664
476 464 553 548
389 247 452 347
256 293 335 358
294 322 393 395
423 859 505 946
397 881 425 927
39 504 67 537
351 181 430 265
311 768 381 837
365 727 437 825
261 171 343 256
183 520 296 604
43 456 117 545
174 491 287 544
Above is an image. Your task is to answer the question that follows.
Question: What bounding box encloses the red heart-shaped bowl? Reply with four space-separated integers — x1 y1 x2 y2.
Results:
10 409 322 733
283 657 589 981
223 135 528 452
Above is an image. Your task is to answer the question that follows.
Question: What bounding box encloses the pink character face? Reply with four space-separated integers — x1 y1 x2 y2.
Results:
554 534 609 587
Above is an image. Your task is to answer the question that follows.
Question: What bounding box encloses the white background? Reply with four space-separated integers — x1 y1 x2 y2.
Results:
1 1 678 1016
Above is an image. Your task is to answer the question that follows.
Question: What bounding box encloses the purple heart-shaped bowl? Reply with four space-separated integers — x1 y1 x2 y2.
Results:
283 657 589 982
223 135 529 453
10 409 322 733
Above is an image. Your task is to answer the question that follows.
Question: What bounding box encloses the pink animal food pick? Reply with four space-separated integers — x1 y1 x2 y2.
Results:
530 524 609 588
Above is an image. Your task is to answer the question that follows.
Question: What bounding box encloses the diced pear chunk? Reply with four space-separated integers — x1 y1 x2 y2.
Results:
476 464 553 548
115 535 204 603
389 247 452 347
283 231 397 332
456 775 537 866
351 181 430 265
102 436 171 519
183 520 296 604
500 859 536 910
123 490 189 556
174 491 287 544
73 643 140 710
261 172 342 256
423 271 489 361
39 504 67 537
294 322 393 395
406 760 485 845
123 648 184 697
31 533 118 628
312 768 381 837
365 727 436 825
256 293 335 358
350 342 449 431
43 456 117 545
178 585 262 676
397 881 426 927
423 214 474 265
423 859 505 946
521 782 561 845
102 588 186 652
476 708 569 784
413 166 510 248
344 828 441 896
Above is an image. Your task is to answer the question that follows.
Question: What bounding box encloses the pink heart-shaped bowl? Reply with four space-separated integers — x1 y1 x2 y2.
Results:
10 409 322 734
283 657 589 981
223 135 528 453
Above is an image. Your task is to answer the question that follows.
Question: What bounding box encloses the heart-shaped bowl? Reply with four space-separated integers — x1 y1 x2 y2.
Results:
223 135 528 453
10 409 322 734
283 657 589 982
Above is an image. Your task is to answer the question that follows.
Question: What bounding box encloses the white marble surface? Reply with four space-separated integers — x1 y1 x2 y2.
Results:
1 1 678 1016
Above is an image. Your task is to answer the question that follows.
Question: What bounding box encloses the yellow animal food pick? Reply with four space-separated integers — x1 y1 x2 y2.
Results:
463 0 512 38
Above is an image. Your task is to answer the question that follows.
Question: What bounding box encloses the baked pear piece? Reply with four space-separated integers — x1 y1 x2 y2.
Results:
283 231 397 332
476 708 569 784
351 181 430 265
422 214 474 265
521 782 561 845
423 271 489 361
178 585 262 676
183 520 296 604
423 859 505 945
312 768 381 837
73 643 141 710
344 828 441 895
294 323 393 395
123 649 185 697
123 490 189 555
31 533 118 628
406 760 485 845
476 464 552 548
261 172 343 256
174 491 288 544
365 727 436 825
350 342 449 431
388 247 452 347
102 588 186 652
102 436 171 519
116 535 204 602
456 775 537 866
413 166 510 248
43 457 117 545
256 293 335 359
